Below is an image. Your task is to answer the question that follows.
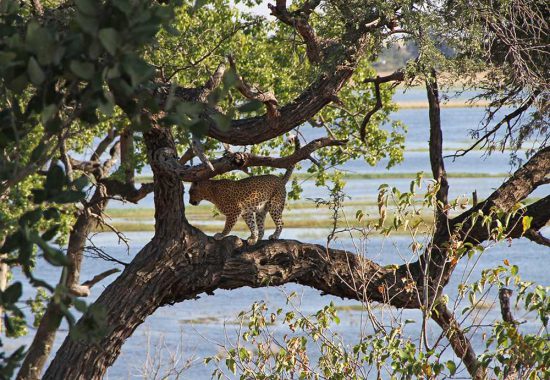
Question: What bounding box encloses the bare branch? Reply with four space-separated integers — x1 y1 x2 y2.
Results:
524 229 550 247
154 137 346 181
101 179 154 204
91 128 116 162
448 92 538 159
360 70 405 141
81 269 121 289
228 55 279 120
59 136 73 181
31 0 44 16
499 288 515 323
102 141 121 174
268 0 323 64
191 135 215 172
178 147 195 165
197 62 226 102
432 303 486 379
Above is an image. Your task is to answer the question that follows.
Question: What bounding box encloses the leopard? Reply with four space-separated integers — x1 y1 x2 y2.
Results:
188 167 294 245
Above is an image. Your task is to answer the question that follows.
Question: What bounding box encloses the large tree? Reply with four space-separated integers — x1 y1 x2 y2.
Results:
0 0 548 379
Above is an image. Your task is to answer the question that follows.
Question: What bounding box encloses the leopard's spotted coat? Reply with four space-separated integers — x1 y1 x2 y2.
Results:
188 168 293 245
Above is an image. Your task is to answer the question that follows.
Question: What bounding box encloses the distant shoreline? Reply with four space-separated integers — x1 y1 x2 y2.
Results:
396 99 489 109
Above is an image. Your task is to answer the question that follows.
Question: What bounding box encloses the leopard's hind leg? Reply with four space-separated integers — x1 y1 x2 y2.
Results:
243 209 259 245
268 190 286 240
256 206 268 241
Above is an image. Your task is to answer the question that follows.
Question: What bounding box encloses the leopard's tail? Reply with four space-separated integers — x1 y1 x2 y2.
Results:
281 135 300 184
281 165 294 184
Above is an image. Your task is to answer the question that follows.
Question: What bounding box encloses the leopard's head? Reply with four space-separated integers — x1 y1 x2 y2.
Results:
188 181 204 206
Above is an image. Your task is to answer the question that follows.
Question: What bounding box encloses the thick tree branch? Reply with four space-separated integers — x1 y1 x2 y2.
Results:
155 2 377 146
505 195 550 242
452 146 550 235
119 127 134 183
426 71 449 226
191 135 215 172
524 229 550 247
45 120 549 379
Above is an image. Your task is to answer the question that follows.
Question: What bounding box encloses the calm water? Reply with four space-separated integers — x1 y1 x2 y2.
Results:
6 91 550 378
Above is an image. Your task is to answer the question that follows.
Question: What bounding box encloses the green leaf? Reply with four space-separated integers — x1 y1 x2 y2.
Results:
45 165 65 192
189 120 209 137
30 142 46 162
41 104 57 124
225 357 236 374
0 51 16 65
98 28 119 55
50 190 86 204
26 22 54 64
75 13 98 35
73 299 88 313
222 67 238 88
446 360 457 375
19 209 42 227
111 0 131 14
71 175 89 191
41 225 59 241
121 55 154 86
70 60 95 80
210 114 231 131
43 207 61 220
7 74 28 93
43 246 69 267
2 282 22 304
522 215 533 233
237 99 263 113
75 0 98 16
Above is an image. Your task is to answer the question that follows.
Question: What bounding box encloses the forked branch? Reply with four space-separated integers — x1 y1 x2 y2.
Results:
268 0 323 64
154 137 347 181
228 55 279 120
360 70 405 141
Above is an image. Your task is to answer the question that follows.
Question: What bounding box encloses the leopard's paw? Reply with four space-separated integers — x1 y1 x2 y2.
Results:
246 237 258 245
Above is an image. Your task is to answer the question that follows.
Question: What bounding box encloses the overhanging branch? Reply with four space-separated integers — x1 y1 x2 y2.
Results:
360 70 405 141
154 137 347 181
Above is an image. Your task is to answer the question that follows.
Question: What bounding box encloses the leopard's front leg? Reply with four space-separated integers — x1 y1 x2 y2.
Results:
242 210 259 245
214 212 239 240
